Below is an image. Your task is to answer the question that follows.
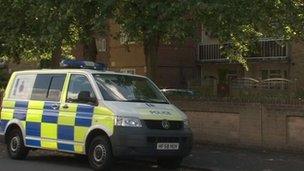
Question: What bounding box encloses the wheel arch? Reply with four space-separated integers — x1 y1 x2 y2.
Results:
84 128 112 155
4 120 25 145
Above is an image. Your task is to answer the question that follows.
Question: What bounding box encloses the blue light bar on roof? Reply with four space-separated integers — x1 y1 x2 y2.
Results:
60 60 106 70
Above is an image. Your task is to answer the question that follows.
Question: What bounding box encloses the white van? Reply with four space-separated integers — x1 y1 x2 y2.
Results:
0 61 193 170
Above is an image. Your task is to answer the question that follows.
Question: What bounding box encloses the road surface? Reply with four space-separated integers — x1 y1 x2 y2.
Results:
0 142 202 171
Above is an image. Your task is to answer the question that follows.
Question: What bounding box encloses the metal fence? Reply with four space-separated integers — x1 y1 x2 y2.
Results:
198 39 288 62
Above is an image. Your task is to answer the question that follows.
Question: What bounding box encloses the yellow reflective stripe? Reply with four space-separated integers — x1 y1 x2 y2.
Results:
1 100 15 120
2 100 16 108
60 73 71 103
92 107 115 135
41 123 57 139
21 121 26 130
26 101 44 122
28 101 44 110
74 126 88 142
41 140 57 150
93 107 113 116
26 109 43 122
57 111 76 126
0 108 14 120
62 103 78 112
74 143 84 154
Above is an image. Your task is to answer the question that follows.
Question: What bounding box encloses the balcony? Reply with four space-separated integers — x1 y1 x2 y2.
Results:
198 39 288 62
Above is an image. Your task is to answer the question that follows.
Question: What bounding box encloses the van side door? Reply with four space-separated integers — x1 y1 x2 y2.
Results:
58 74 98 153
26 74 66 149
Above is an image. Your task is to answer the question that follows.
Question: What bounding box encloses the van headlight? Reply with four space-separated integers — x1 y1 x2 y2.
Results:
115 116 142 128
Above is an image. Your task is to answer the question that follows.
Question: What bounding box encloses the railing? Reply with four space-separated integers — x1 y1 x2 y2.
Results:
198 39 288 62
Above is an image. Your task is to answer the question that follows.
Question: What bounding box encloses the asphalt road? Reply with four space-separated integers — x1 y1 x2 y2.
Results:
0 142 200 171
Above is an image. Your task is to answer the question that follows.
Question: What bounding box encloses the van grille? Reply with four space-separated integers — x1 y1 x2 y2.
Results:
144 120 183 130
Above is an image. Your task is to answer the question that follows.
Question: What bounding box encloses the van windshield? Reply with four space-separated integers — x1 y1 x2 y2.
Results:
93 74 168 104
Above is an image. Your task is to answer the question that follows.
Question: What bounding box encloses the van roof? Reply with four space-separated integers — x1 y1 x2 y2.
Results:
12 69 146 78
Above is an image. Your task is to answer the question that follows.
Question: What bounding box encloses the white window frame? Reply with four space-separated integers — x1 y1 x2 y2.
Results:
120 68 136 75
96 38 107 52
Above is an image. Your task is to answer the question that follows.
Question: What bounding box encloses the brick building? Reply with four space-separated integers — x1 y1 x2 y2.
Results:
197 26 304 97
73 20 198 89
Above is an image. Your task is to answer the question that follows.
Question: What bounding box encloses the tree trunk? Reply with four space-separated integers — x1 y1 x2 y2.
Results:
83 36 97 61
50 45 62 68
143 36 160 81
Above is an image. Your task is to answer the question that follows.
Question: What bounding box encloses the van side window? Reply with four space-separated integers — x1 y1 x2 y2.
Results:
67 74 96 104
9 74 36 100
47 75 66 101
31 74 66 101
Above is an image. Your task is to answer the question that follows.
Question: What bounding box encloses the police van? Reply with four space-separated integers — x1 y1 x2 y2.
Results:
0 60 193 170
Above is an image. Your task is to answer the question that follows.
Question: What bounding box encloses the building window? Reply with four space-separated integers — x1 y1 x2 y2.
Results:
101 39 106 52
96 38 106 52
260 69 289 90
260 69 286 79
120 68 136 74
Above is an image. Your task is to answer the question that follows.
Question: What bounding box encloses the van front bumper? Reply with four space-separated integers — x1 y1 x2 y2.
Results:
110 126 193 158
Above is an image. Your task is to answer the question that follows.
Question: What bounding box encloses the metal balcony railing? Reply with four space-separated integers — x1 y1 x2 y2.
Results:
198 39 288 62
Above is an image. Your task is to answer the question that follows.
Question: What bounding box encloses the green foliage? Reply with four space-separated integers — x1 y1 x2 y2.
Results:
113 0 198 45
0 0 109 64
195 0 304 69
0 0 303 72
113 0 304 74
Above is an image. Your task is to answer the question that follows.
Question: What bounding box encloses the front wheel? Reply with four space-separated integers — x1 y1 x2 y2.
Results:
157 157 183 169
88 136 113 171
6 129 29 160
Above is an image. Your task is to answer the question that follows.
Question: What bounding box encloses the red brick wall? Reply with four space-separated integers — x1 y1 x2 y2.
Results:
173 99 304 152
73 21 199 89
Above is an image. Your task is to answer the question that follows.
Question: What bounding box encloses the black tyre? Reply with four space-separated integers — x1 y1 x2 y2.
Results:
157 157 183 169
88 136 113 171
6 129 29 160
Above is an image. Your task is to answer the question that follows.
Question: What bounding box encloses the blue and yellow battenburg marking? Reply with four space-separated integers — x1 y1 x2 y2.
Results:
0 100 114 154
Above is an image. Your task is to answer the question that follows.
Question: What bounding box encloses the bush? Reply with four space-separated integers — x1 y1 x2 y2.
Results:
0 69 9 89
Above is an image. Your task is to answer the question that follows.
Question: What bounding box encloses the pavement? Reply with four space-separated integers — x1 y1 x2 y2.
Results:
183 145 304 171
2 136 304 171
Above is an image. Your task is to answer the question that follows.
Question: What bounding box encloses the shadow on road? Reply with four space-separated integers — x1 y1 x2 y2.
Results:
25 152 182 171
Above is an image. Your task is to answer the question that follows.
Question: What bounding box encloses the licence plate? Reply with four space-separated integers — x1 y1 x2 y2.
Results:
157 143 179 150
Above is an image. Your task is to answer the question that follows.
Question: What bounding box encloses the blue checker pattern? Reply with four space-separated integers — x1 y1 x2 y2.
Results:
58 143 74 151
26 122 41 137
42 102 59 123
4 101 96 153
58 125 74 141
75 105 94 127
13 101 28 121
26 139 41 147
0 120 8 133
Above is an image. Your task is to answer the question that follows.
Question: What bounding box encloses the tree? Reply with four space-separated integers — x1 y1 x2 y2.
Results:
195 0 304 69
0 0 109 67
71 0 111 61
113 0 198 80
112 0 304 80
0 0 75 67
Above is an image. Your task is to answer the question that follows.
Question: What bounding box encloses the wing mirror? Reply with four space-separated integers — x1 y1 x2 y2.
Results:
78 91 98 105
